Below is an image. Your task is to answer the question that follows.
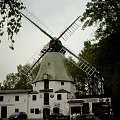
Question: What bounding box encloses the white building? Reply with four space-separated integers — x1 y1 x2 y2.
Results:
0 52 111 119
0 52 74 119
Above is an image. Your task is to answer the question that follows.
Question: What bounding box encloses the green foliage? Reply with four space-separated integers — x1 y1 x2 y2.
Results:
32 64 41 79
0 0 25 49
3 73 18 90
2 64 33 90
81 0 120 92
80 41 98 67
2 60 42 90
65 53 101 97
81 0 120 118
81 0 120 41
65 57 87 97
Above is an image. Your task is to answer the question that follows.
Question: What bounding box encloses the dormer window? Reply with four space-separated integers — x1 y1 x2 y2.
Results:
61 82 64 85
48 63 50 66
43 74 48 80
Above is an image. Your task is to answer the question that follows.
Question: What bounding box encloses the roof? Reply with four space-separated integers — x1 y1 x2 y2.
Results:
55 89 70 93
67 99 84 103
28 90 38 94
34 52 73 82
0 89 32 94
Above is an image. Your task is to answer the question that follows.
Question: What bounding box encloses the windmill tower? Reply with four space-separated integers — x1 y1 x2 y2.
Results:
32 42 75 117
20 8 104 118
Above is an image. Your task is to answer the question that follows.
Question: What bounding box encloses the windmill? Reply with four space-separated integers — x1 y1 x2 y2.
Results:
20 8 104 95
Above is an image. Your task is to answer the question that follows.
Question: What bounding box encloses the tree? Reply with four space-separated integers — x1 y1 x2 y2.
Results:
0 0 24 49
2 64 32 90
65 51 101 97
14 64 33 89
79 41 104 96
81 0 120 119
2 73 18 90
81 0 120 41
80 41 98 67
65 57 87 97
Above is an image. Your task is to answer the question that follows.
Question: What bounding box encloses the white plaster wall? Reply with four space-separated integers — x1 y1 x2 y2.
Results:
59 93 69 115
32 80 75 118
50 93 69 115
0 93 28 118
83 97 111 103
33 81 44 92
13 93 28 113
28 93 44 119
33 80 74 94
49 81 74 93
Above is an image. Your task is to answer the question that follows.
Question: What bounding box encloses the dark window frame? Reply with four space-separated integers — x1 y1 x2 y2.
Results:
57 94 62 100
44 93 49 105
61 82 64 85
15 108 19 112
35 108 39 114
15 96 19 101
32 95 37 101
44 80 49 89
0 96 3 101
30 109 34 113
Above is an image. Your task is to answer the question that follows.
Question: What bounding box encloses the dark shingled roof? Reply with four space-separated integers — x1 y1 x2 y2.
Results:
28 90 38 94
55 89 70 93
0 89 32 94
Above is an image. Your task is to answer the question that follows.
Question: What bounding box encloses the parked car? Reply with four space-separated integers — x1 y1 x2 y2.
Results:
76 114 96 120
9 112 27 120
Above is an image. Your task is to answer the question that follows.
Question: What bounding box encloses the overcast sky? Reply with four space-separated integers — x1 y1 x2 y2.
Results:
0 0 96 83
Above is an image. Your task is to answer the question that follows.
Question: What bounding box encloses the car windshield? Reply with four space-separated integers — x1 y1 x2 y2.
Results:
11 112 20 116
86 116 94 120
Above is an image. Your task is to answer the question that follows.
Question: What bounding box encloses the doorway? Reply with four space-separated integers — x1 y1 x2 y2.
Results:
53 107 60 114
82 103 89 114
1 106 7 118
43 108 50 120
71 106 81 115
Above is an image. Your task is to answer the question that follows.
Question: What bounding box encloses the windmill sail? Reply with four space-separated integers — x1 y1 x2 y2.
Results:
21 8 54 40
20 9 97 77
58 16 81 41
60 44 96 76
21 8 103 93
19 45 52 78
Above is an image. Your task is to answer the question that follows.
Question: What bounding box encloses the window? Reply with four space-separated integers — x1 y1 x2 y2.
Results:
15 109 19 112
0 96 3 101
61 82 64 85
43 74 48 80
32 95 37 101
48 63 50 66
57 94 62 100
30 109 34 113
53 108 60 114
35 108 39 114
15 96 19 101
44 93 49 105
44 80 49 89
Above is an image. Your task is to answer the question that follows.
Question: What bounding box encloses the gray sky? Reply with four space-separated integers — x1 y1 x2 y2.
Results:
0 0 95 83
